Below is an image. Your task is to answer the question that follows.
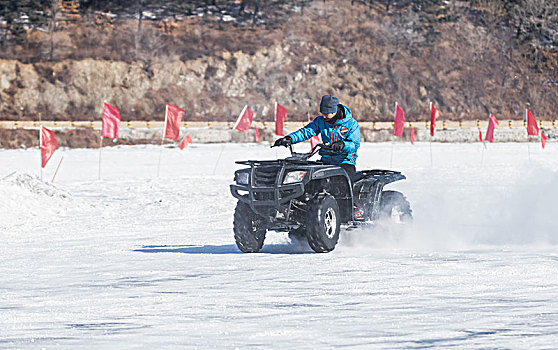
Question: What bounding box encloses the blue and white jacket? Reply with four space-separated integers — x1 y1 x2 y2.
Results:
288 104 360 166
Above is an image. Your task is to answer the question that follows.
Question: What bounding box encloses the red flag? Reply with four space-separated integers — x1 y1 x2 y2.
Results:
178 135 192 150
485 114 499 143
275 102 288 136
541 131 547 149
164 104 184 142
310 134 321 149
430 102 440 137
410 128 415 144
101 103 121 139
478 129 483 142
393 102 405 137
40 126 58 168
254 126 260 142
234 105 255 132
526 109 539 136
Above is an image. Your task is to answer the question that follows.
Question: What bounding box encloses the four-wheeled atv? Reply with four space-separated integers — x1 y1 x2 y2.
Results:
230 143 412 253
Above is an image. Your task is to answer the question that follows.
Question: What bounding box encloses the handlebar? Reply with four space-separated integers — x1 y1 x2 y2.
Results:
301 143 325 159
315 143 333 151
271 141 333 161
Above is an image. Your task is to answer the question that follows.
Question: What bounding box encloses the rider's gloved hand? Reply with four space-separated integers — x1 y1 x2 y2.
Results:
273 136 292 147
331 140 345 152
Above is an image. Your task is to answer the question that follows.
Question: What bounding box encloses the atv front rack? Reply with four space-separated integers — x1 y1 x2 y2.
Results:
235 159 323 166
230 162 306 209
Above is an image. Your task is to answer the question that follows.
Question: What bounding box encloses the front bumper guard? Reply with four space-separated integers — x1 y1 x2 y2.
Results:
230 182 305 210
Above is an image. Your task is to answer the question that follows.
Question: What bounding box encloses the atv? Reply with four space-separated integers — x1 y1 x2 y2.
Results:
230 143 412 253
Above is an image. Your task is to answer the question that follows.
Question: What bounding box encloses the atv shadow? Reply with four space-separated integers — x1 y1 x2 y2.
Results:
134 242 313 255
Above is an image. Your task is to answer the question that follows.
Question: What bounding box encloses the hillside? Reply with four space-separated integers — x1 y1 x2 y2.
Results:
0 0 557 122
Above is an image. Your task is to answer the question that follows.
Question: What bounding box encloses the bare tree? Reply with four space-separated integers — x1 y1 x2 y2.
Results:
48 0 60 61
513 0 558 68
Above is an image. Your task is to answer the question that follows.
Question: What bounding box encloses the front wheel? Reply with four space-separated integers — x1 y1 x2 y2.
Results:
305 194 341 253
233 201 267 253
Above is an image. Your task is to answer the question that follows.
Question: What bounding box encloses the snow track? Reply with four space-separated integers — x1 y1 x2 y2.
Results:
1 143 557 348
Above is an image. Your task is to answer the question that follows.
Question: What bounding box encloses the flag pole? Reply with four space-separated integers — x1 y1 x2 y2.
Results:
481 142 485 166
274 102 277 148
429 102 433 167
39 125 43 182
51 156 64 183
212 144 225 175
390 141 394 168
481 116 487 166
157 104 168 178
233 105 248 131
98 102 105 181
253 111 259 143
390 102 397 168
429 139 433 167
98 101 108 180
275 102 278 129
38 113 42 181
98 136 103 180
526 109 531 162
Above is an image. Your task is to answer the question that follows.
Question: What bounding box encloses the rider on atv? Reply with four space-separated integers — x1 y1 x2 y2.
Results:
273 94 360 182
232 98 410 253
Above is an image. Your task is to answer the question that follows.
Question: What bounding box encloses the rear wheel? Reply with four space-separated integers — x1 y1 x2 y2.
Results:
233 201 267 253
306 194 341 253
379 191 412 223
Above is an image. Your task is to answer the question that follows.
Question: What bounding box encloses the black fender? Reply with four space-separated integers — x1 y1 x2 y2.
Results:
310 167 349 181
353 170 406 221
308 167 354 223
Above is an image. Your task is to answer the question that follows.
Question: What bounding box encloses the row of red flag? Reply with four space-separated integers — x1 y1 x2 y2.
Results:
232 102 289 143
102 102 192 149
39 101 550 168
40 103 193 168
240 101 549 148
233 102 325 147
393 102 548 148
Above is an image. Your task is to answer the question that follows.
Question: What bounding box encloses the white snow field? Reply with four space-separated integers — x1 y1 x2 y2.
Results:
1 142 557 348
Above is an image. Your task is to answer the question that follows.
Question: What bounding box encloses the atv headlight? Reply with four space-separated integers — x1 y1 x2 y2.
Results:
283 171 306 184
236 171 250 185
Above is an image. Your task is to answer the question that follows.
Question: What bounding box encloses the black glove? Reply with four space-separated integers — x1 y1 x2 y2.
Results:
331 140 345 152
273 136 292 148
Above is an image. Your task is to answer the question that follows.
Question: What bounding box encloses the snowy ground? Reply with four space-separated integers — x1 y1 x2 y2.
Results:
1 142 557 348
